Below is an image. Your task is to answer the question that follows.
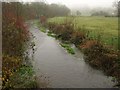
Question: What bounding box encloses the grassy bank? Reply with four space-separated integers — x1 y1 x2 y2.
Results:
48 16 119 50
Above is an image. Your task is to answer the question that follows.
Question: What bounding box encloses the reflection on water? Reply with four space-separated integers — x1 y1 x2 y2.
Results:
30 23 116 88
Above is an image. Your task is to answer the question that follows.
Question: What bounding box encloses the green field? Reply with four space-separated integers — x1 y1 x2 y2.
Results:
48 16 119 50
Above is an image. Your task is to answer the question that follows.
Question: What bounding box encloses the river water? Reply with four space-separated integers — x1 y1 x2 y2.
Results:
29 22 116 88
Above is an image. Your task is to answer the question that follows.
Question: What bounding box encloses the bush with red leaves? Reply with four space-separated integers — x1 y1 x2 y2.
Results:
2 2 31 89
2 3 30 56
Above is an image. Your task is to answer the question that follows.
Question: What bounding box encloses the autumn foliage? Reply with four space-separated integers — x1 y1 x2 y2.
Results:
3 3 29 56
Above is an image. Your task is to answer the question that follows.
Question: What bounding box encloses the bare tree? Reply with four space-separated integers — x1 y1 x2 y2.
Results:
113 0 119 16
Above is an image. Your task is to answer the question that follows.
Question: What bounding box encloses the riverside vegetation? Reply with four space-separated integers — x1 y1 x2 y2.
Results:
2 2 37 89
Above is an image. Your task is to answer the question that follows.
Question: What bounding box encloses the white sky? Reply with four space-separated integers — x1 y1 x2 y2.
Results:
22 0 118 8
46 0 114 7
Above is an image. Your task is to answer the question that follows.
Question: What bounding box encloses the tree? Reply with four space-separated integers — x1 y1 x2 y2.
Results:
118 1 120 17
91 11 109 16
48 4 70 17
113 0 119 16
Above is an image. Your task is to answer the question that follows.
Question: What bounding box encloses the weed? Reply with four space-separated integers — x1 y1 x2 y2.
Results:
60 43 75 54
40 28 46 33
8 65 37 88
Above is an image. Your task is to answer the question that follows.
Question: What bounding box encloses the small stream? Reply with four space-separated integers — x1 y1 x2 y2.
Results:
29 21 116 88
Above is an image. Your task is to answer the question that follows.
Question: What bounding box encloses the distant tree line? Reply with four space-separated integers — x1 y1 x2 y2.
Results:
2 2 70 19
91 0 120 17
91 11 111 17
25 2 71 18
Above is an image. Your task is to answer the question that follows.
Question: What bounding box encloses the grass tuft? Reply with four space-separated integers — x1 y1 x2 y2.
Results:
60 43 75 54
40 27 46 33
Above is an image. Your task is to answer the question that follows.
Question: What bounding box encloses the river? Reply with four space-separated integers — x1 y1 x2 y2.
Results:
29 21 116 88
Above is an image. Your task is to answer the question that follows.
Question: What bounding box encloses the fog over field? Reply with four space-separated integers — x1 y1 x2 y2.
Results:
2 0 119 15
23 0 115 8
46 0 118 16
21 0 118 16
46 0 114 8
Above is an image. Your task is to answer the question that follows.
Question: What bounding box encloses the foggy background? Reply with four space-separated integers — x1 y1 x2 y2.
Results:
18 0 119 16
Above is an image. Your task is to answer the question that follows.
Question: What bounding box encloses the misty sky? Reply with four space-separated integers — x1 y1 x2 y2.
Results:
23 0 118 9
46 0 115 8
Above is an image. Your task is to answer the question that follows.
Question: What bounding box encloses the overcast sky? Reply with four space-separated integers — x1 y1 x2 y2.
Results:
46 0 115 8
22 0 118 9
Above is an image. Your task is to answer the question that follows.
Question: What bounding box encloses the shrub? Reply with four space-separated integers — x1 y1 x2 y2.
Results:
2 3 32 89
71 31 85 45
49 23 74 41
80 40 109 67
3 13 29 57
80 40 105 54
60 24 74 41
80 40 120 86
